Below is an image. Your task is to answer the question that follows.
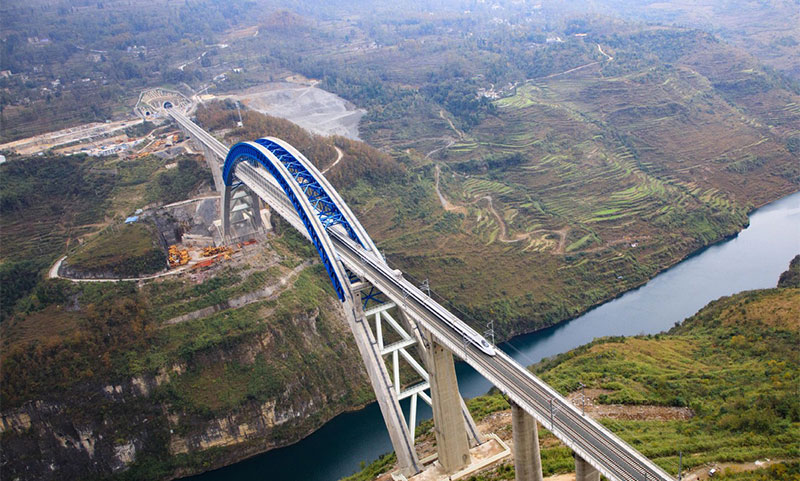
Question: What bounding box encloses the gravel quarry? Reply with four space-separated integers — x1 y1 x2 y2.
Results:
215 82 366 140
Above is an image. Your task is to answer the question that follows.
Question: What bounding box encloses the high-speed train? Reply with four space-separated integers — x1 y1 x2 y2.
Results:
348 239 497 357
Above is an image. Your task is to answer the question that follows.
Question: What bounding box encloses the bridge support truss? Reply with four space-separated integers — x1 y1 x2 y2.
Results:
219 138 483 476
348 277 483 475
221 183 267 242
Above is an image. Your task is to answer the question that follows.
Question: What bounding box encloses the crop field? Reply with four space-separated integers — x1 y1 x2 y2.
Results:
341 28 800 335
429 42 799 260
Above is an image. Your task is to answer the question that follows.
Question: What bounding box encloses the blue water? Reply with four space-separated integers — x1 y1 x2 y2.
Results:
187 190 800 481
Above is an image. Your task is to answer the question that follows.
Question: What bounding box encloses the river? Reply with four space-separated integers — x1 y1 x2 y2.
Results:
187 190 800 481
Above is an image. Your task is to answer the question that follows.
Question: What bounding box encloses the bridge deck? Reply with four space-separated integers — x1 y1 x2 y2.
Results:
169 110 675 481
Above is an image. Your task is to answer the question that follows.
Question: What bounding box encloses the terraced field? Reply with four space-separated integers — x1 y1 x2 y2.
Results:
351 29 800 335
433 45 798 258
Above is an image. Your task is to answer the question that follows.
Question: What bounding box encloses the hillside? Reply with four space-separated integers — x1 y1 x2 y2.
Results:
236 16 800 338
1 5 799 481
0 101 413 480
347 266 800 481
0 226 374 481
0 152 209 319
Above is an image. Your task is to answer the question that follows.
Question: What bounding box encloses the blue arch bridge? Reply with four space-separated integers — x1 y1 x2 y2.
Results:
166 107 676 481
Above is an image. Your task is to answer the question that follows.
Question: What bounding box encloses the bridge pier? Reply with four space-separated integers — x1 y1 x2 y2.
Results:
221 181 268 243
394 310 483 448
511 401 543 481
423 331 471 473
195 137 226 192
248 190 265 232
574 453 601 481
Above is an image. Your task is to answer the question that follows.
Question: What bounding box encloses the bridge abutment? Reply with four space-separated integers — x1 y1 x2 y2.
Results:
575 453 601 481
511 401 544 481
423 333 472 473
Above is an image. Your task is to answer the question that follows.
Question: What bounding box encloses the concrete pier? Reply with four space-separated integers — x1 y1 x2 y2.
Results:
575 454 600 481
511 402 543 481
426 339 471 472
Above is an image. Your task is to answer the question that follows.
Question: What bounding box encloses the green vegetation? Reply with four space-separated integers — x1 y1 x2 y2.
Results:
65 222 165 277
0 154 116 319
347 283 800 481
534 287 800 476
145 156 210 205
778 255 800 288
340 453 397 481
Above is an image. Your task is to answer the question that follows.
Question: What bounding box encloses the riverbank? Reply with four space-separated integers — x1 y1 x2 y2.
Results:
184 191 800 481
346 279 800 480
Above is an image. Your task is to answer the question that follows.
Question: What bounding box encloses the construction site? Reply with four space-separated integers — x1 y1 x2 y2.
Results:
166 241 256 271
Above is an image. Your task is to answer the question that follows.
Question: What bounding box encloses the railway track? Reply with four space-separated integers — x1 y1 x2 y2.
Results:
169 109 676 481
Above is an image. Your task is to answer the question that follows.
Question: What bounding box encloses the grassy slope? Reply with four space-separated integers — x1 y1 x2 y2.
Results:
65 222 165 277
535 288 800 474
335 27 799 338
347 285 800 481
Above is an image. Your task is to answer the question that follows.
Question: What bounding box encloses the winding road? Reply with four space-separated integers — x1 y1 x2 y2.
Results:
322 145 344 174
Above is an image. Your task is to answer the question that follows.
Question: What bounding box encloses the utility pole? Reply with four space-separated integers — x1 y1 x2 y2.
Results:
678 451 683 481
484 320 495 346
579 382 586 416
420 278 430 297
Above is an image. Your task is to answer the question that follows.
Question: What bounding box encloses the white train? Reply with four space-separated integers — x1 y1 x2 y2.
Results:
437 310 497 357
360 249 497 356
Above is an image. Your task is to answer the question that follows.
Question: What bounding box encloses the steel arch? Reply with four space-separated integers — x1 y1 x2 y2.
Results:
257 137 381 256
224 137 380 253
223 141 349 302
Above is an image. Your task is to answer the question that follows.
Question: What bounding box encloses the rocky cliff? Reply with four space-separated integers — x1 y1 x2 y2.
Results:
0 233 373 481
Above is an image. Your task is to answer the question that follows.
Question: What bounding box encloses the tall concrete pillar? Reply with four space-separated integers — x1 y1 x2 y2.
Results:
248 191 265 231
424 334 471 472
221 184 232 241
511 402 543 481
201 143 225 193
575 453 600 481
395 310 483 447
